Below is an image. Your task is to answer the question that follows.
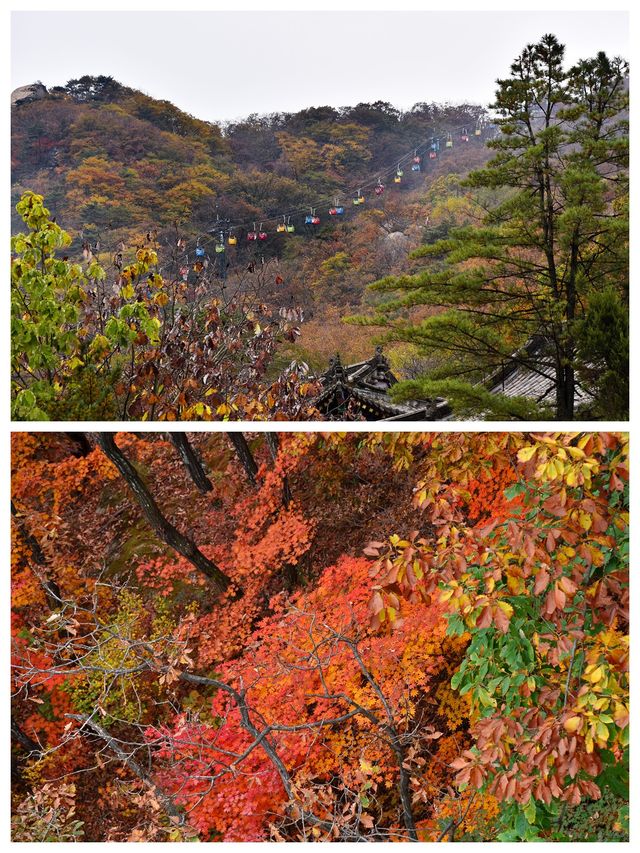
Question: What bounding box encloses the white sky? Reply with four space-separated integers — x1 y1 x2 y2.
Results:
11 10 629 124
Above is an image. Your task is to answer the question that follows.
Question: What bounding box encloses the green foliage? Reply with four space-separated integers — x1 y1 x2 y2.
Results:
11 192 87 419
64 590 167 726
390 376 546 420
11 192 166 420
574 288 628 419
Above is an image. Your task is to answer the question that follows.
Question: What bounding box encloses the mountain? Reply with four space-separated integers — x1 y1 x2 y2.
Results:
11 75 494 368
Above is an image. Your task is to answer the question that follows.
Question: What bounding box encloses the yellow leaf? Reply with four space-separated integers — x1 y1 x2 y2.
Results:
586 665 604 684
496 600 514 618
564 715 582 733
517 445 537 463
579 512 592 531
567 446 586 460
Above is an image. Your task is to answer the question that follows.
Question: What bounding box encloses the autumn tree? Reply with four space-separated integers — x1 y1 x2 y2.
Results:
11 193 314 421
356 36 628 420
366 432 628 839
97 433 231 593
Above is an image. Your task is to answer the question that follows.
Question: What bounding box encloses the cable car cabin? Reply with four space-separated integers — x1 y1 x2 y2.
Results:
475 125 482 136
446 135 453 148
258 231 268 240
394 175 402 183
461 129 469 142
413 155 421 164
305 214 314 224
247 231 257 241
353 197 364 205
228 235 237 246
374 184 384 196
396 169 404 177
311 215 320 225
287 223 295 232
329 207 338 215
215 244 225 254
195 247 205 257
411 164 421 172
429 151 437 159
277 224 286 233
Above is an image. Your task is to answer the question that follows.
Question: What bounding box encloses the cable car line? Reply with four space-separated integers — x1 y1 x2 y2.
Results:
172 116 492 267
194 119 483 249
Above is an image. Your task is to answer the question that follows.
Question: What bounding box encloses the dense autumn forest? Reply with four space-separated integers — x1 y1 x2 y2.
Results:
11 431 628 841
12 77 489 419
11 76 488 370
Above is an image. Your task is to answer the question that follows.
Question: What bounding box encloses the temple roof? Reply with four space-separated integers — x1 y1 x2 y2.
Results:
314 339 595 421
314 347 448 421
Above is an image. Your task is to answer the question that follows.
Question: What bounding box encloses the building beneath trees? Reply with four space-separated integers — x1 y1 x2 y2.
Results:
483 337 595 412
315 341 595 421
313 347 450 421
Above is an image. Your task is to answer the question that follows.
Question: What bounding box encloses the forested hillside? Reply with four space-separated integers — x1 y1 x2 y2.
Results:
11 76 491 368
11 432 629 841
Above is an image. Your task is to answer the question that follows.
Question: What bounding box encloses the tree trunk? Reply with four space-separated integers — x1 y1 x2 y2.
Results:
11 718 40 755
64 432 93 457
11 501 63 610
555 352 575 420
227 432 259 485
265 434 293 508
264 434 298 588
98 434 231 594
169 433 213 493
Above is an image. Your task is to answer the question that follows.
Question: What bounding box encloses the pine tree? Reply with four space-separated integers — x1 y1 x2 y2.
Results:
356 35 628 420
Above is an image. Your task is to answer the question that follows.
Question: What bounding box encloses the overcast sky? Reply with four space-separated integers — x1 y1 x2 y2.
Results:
11 10 629 124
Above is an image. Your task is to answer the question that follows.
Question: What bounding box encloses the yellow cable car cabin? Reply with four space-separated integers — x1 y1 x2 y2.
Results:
446 133 453 148
228 234 237 245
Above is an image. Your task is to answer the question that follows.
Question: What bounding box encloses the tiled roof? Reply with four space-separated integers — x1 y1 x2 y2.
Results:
485 339 594 406
315 339 593 421
315 348 435 420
